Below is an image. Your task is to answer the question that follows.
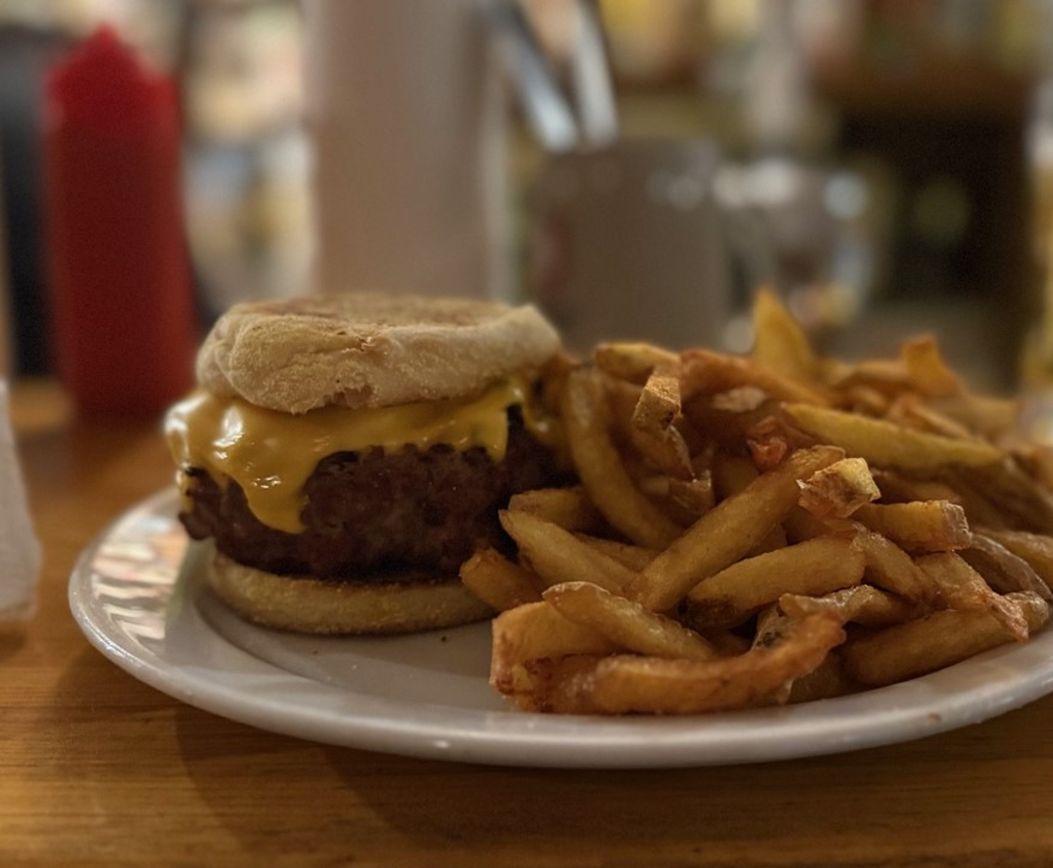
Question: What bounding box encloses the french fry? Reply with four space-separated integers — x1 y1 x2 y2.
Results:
686 537 865 628
508 487 606 534
751 288 820 382
900 335 962 398
633 366 680 430
561 369 682 548
933 470 1009 529
827 358 910 395
510 655 607 713
783 403 1005 470
798 457 880 519
544 582 718 662
712 452 759 498
538 351 577 417
951 459 1053 534
840 384 891 416
638 474 715 525
885 393 973 439
683 398 777 453
573 534 657 571
459 548 541 611
490 603 618 698
624 423 694 480
779 586 920 627
593 342 679 384
853 529 935 602
628 446 844 611
853 501 971 552
843 592 1049 687
626 365 695 479
871 470 964 507
751 606 795 703
783 506 834 543
681 349 833 406
745 413 816 471
916 552 1028 642
788 652 856 703
929 393 1019 441
961 534 1053 603
979 529 1053 592
499 510 636 593
541 614 845 715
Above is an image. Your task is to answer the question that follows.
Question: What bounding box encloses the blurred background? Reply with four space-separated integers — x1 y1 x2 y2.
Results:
4 0 1053 410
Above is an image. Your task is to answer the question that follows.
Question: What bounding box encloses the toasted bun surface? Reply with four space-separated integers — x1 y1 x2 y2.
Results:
197 293 561 414
208 551 494 635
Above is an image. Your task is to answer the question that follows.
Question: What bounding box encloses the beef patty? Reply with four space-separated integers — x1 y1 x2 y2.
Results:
179 412 562 581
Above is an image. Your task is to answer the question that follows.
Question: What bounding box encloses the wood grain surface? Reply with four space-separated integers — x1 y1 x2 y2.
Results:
4 381 1053 868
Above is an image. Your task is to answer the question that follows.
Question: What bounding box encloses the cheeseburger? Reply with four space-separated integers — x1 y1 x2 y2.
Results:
165 293 564 634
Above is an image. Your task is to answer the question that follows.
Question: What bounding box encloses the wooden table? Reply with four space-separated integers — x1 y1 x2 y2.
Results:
5 381 1053 867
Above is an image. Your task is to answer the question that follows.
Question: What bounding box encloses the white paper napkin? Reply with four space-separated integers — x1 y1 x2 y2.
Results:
0 381 40 623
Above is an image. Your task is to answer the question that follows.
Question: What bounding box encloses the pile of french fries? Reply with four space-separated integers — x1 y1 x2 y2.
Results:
460 290 1053 714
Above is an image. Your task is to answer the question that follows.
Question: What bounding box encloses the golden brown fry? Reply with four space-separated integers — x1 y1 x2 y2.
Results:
629 446 844 611
961 534 1053 603
499 510 636 593
537 351 577 417
839 384 891 416
711 452 759 498
900 335 961 398
783 506 833 543
745 413 817 471
950 459 1053 535
562 369 683 548
788 652 856 703
783 403 1005 470
979 529 1053 592
542 614 845 715
593 342 679 384
916 552 1028 642
843 592 1049 687
633 366 680 430
751 606 795 703
828 358 911 395
459 548 541 611
626 365 694 478
853 528 935 603
929 393 1019 441
871 470 964 506
509 655 606 713
751 288 820 382
573 534 657 571
489 603 617 696
686 537 865 628
853 501 971 552
543 581 718 662
681 349 832 406
885 394 973 439
507 486 606 534
798 457 880 519
624 423 694 480
779 585 920 627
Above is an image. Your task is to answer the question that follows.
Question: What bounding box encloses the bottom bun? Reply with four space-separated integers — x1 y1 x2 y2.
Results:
208 551 494 635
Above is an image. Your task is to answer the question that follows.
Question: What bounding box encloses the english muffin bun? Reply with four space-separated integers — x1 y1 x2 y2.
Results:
169 293 565 636
208 551 494 635
196 292 561 414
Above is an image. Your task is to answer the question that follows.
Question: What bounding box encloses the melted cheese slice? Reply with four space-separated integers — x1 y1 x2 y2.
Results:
166 379 544 534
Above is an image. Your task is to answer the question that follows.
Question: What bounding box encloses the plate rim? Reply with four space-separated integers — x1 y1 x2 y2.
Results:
69 488 1053 768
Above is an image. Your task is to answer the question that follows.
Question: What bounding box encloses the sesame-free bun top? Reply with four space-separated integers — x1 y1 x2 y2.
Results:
196 293 562 414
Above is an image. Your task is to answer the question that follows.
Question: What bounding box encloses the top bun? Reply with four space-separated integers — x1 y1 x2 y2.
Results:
196 293 561 414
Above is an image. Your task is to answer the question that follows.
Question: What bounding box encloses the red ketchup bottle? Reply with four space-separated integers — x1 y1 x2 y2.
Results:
43 26 196 416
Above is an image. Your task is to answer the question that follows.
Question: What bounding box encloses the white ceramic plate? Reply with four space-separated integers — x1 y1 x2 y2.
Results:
70 489 1053 768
